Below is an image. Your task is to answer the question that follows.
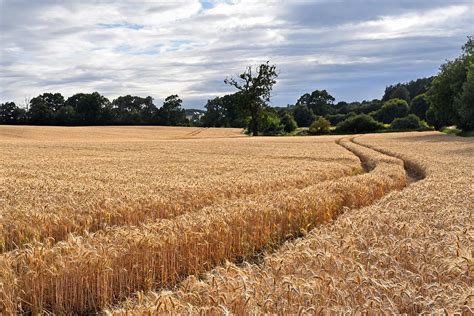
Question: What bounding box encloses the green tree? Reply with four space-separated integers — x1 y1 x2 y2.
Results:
258 109 284 135
66 92 110 125
157 95 187 126
112 95 155 124
224 61 278 136
202 93 246 128
382 78 433 101
455 63 474 130
292 104 315 127
389 85 410 101
55 105 76 125
428 36 473 129
296 89 335 116
375 99 409 124
279 112 298 133
391 114 423 130
309 116 331 134
336 114 384 134
0 102 25 124
425 106 441 129
410 94 430 121
29 93 65 124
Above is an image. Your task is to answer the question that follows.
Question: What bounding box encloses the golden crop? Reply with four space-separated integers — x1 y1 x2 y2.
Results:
107 132 474 315
0 127 472 314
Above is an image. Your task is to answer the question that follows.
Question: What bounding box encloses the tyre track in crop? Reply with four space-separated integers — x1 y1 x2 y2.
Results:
2 136 418 314
351 137 426 183
106 137 429 315
0 154 358 253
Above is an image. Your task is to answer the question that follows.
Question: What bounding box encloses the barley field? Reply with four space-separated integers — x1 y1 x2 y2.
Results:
0 126 472 314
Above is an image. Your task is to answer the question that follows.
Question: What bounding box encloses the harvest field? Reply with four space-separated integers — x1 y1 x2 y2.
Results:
0 126 472 314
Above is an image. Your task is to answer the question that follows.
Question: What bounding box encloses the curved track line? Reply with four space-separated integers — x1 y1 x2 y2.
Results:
5 136 424 314
351 137 426 182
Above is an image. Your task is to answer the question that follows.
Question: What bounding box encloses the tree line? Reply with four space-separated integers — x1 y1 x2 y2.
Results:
1 37 472 135
0 93 188 126
200 36 473 135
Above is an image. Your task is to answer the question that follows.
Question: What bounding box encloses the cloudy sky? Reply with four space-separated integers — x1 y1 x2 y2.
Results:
1 0 473 108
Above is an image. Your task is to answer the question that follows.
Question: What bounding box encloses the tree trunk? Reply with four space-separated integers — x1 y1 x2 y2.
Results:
252 117 258 136
250 106 259 136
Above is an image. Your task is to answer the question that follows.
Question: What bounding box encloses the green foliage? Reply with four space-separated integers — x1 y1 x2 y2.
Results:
55 105 76 125
0 102 25 124
410 94 430 121
309 116 331 135
389 85 410 101
29 93 65 124
425 106 441 129
428 36 474 130
336 114 384 134
292 104 315 127
279 112 298 133
374 99 410 124
112 95 156 124
258 110 284 135
382 77 433 101
325 112 356 125
454 63 474 130
201 93 246 128
296 89 335 116
65 92 110 125
225 62 278 136
390 114 423 130
157 95 188 126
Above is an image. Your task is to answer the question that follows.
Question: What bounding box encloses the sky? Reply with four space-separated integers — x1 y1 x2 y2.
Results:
1 0 473 109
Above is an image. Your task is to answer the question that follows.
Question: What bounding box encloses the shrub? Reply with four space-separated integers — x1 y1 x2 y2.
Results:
292 104 316 127
336 114 384 134
280 112 298 133
390 114 423 130
325 112 356 125
410 94 430 121
309 117 331 134
374 99 410 124
259 110 284 135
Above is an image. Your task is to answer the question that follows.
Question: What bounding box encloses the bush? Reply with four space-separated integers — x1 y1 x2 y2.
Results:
410 94 429 121
325 112 356 125
292 104 315 127
335 114 384 134
258 110 284 135
280 112 298 133
390 114 423 130
374 99 410 124
309 117 331 134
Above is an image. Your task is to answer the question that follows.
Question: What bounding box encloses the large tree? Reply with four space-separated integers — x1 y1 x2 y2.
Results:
202 93 245 128
410 94 430 121
157 95 187 126
428 36 473 129
112 95 156 124
374 98 410 124
292 104 315 127
224 61 278 136
295 89 335 116
0 102 25 124
29 93 65 124
65 92 110 125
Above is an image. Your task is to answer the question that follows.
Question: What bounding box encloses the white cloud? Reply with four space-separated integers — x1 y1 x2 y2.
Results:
0 0 473 107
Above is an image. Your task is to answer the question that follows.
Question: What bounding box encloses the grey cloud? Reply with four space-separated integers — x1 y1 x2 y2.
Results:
1 0 473 108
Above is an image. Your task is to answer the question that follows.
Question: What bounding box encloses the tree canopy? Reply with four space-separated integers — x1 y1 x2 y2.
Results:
224 61 278 135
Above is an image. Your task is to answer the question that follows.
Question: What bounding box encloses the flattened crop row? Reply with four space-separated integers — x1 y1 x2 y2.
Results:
1 139 407 314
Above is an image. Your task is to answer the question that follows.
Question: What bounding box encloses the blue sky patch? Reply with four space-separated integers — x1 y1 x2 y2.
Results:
98 22 144 30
